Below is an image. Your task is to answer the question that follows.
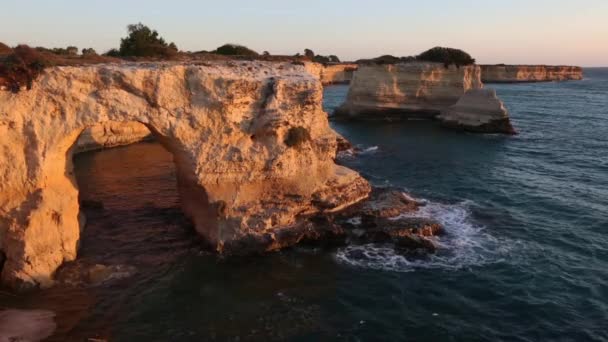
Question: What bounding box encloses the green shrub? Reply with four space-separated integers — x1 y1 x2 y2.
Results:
416 47 475 68
284 127 311 148
304 49 315 60
118 23 178 58
213 44 258 56
82 48 97 56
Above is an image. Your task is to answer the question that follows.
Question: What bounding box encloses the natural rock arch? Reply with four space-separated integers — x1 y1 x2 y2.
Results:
0 61 370 289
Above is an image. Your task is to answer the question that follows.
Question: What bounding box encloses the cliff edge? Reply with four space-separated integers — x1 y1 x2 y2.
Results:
481 65 583 83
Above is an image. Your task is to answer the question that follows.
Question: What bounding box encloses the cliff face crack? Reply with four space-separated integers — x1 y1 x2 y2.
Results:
0 61 370 290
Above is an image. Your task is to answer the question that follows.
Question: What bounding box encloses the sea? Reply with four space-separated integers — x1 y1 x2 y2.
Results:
2 68 607 341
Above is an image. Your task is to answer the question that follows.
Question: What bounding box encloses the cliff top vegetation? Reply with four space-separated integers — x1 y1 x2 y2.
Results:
357 47 476 68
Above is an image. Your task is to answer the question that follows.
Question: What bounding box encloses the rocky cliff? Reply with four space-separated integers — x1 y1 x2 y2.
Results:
0 61 370 289
74 121 152 153
438 89 515 134
304 62 358 85
335 62 483 119
480 65 583 83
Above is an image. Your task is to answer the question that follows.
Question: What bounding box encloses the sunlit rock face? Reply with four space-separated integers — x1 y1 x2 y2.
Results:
304 62 358 85
74 121 152 153
0 61 370 289
334 62 483 120
480 65 583 83
438 88 516 134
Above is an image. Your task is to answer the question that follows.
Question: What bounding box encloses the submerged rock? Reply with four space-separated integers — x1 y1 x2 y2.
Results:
0 309 56 342
438 88 516 134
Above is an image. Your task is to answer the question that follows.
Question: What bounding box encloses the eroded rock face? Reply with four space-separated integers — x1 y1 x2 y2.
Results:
0 61 370 289
334 62 483 120
74 120 152 153
438 88 516 134
304 62 358 85
481 65 583 83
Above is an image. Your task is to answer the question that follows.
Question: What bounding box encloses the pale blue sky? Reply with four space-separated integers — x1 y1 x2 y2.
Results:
1 0 607 66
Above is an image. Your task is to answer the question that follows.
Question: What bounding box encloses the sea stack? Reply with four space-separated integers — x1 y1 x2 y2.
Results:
334 62 483 120
0 61 371 289
480 65 583 83
438 88 516 134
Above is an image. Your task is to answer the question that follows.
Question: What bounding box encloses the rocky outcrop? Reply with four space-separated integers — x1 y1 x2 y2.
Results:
481 65 583 83
0 61 371 289
438 88 515 134
74 121 152 153
0 309 56 341
320 64 358 85
304 62 358 85
335 62 483 120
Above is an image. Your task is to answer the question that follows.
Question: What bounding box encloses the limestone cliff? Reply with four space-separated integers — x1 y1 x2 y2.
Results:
74 121 152 153
320 64 358 84
481 65 583 83
335 62 483 119
0 61 370 289
438 89 515 134
304 62 358 85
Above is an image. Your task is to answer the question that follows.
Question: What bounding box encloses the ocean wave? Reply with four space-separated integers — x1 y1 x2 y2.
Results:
359 145 379 154
337 145 379 159
335 196 516 272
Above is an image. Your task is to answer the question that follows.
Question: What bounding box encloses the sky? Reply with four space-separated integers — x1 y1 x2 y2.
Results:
1 0 607 66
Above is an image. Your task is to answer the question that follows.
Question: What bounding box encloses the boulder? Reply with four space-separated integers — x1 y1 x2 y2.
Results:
438 88 516 134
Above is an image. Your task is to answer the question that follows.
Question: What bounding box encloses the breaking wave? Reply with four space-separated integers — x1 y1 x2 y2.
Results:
335 195 517 272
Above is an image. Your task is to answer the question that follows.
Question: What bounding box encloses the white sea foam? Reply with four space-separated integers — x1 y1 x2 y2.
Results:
335 196 515 272
336 145 379 159
360 146 379 154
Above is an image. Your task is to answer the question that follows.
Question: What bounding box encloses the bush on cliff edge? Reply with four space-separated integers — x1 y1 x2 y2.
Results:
118 23 178 58
0 45 50 92
416 47 475 68
213 44 259 56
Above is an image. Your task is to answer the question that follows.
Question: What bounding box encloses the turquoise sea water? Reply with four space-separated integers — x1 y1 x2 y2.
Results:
4 69 607 341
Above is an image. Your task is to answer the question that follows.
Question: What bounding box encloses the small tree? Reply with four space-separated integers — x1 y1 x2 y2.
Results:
329 55 340 63
213 44 258 56
416 47 475 68
82 48 97 56
118 23 178 58
304 49 315 60
66 46 79 56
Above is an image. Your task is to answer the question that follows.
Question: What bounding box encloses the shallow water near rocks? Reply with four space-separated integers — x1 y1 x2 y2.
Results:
2 69 608 341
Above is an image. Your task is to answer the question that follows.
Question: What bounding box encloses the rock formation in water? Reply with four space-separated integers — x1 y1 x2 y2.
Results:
0 309 56 341
0 61 371 289
74 120 152 153
480 65 583 83
334 62 483 119
304 62 358 85
438 89 516 134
